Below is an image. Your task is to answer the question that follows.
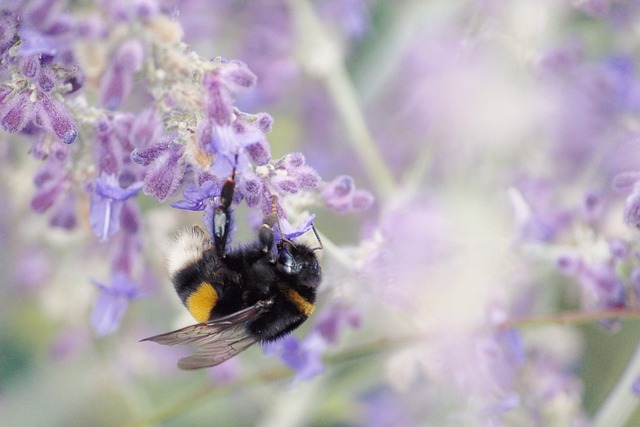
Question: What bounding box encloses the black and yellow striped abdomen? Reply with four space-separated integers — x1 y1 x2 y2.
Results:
185 282 219 323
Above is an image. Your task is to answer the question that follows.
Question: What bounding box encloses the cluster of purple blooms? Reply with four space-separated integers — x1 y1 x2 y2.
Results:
5 0 640 426
0 1 370 371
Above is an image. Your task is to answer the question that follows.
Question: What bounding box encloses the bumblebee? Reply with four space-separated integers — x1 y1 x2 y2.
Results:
142 171 322 369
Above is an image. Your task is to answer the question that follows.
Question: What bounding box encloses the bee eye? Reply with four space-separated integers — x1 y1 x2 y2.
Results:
278 247 301 275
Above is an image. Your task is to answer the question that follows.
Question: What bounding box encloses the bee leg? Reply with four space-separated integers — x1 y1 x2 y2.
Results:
258 223 275 257
213 165 236 257
257 195 281 260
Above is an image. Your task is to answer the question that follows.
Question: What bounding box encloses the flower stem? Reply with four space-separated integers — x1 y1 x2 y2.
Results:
498 308 640 329
288 0 396 198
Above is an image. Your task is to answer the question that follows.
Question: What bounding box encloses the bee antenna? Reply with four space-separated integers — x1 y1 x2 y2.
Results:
310 222 323 251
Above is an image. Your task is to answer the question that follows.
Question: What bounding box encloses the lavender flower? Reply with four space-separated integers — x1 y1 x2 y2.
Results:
138 142 185 202
0 6 80 144
90 272 143 336
88 173 143 241
100 39 145 110
170 180 220 211
322 175 374 213
263 334 326 382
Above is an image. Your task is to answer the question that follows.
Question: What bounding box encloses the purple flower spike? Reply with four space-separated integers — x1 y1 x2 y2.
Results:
1 91 34 134
31 181 63 213
245 139 271 166
49 194 77 230
0 9 18 54
33 92 78 144
89 173 143 241
219 59 257 91
322 175 374 213
131 142 169 166
203 73 233 126
624 188 640 228
16 26 58 57
100 40 145 110
314 304 361 344
612 171 640 195
582 190 604 222
238 173 265 208
263 335 326 382
171 179 219 211
90 272 142 336
142 143 185 202
274 152 321 190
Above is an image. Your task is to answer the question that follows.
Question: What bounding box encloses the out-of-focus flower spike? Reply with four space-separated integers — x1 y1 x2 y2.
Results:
323 175 374 213
134 0 159 21
624 187 640 228
24 0 60 28
31 180 63 213
262 335 326 382
203 72 233 126
313 303 361 344
94 119 123 174
612 171 640 195
100 63 129 110
582 190 604 222
111 233 141 274
90 272 142 336
120 199 141 234
129 108 162 151
100 39 145 110
351 189 375 211
49 193 77 230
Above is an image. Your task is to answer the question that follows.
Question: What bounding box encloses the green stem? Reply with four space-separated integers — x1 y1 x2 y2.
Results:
288 0 396 198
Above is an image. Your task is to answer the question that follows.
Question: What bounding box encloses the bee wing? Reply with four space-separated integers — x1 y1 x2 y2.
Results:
142 299 272 370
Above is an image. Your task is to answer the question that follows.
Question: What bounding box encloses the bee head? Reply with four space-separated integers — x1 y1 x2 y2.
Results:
276 240 321 288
